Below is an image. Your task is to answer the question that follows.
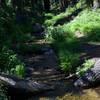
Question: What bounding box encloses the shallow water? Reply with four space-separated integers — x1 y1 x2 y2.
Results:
56 89 100 100
28 81 100 100
28 89 100 100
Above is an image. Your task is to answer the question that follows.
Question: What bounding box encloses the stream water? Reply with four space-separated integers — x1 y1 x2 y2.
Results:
27 81 100 100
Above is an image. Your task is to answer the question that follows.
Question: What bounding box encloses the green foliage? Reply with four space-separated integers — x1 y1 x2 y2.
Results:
45 25 81 73
76 59 95 76
44 7 76 27
55 39 81 73
45 26 67 42
45 8 100 74
58 50 80 72
45 26 54 42
0 84 7 100
0 7 32 77
0 47 25 77
0 8 33 48
52 26 66 42
63 9 100 41
11 65 25 78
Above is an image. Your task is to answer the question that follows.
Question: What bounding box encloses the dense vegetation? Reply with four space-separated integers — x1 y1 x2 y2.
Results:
0 0 100 99
45 9 100 73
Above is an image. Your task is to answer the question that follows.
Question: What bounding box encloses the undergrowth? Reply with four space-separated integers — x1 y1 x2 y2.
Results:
0 47 25 77
45 8 100 75
45 26 81 73
63 9 100 41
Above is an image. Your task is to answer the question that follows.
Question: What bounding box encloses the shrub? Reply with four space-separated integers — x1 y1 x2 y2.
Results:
45 8 100 74
58 50 80 72
45 22 81 73
0 47 25 77
44 7 76 27
45 25 75 43
76 59 95 76
12 65 25 78
0 84 7 100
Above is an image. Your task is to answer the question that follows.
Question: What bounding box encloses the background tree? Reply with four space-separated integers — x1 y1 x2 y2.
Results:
43 0 50 12
0 0 6 7
59 0 69 11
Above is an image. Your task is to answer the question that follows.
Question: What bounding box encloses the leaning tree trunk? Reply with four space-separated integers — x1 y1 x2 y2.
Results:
93 0 100 10
0 73 54 95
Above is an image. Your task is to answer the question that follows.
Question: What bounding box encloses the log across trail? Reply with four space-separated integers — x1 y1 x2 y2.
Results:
0 73 54 93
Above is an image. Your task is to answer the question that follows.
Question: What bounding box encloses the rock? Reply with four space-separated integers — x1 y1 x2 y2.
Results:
32 23 45 37
41 46 54 55
74 59 100 87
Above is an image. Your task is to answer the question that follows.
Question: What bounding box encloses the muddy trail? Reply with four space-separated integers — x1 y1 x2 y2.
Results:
11 38 100 100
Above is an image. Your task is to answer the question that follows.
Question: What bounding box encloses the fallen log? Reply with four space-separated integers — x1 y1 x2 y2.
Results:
0 73 54 94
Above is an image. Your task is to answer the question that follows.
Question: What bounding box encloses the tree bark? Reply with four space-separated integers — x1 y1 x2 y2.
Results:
59 0 69 11
43 0 50 12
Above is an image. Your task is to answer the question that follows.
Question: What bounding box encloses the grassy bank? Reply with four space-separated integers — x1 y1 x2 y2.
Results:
45 9 100 74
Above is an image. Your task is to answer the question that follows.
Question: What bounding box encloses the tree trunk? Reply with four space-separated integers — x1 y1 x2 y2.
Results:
0 0 6 7
43 0 50 12
59 0 69 11
31 0 37 8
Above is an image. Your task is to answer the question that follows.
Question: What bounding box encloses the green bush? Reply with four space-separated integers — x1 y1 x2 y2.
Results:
0 7 33 49
58 50 80 72
0 47 25 77
46 26 66 42
55 39 81 73
45 25 81 73
45 25 75 42
11 65 25 78
76 59 95 76
44 7 76 27
0 84 7 100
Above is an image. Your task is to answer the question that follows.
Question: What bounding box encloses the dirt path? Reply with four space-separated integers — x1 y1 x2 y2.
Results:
15 38 100 100
21 40 61 81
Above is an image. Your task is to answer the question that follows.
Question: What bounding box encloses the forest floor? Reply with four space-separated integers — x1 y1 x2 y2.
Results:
16 37 100 100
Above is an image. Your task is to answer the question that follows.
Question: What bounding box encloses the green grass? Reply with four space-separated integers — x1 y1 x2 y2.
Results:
45 25 81 73
63 9 100 41
45 9 100 75
76 59 95 77
44 7 76 27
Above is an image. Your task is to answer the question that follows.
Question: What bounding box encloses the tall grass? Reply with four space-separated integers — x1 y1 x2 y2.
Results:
45 9 100 74
45 26 81 73
63 9 100 41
